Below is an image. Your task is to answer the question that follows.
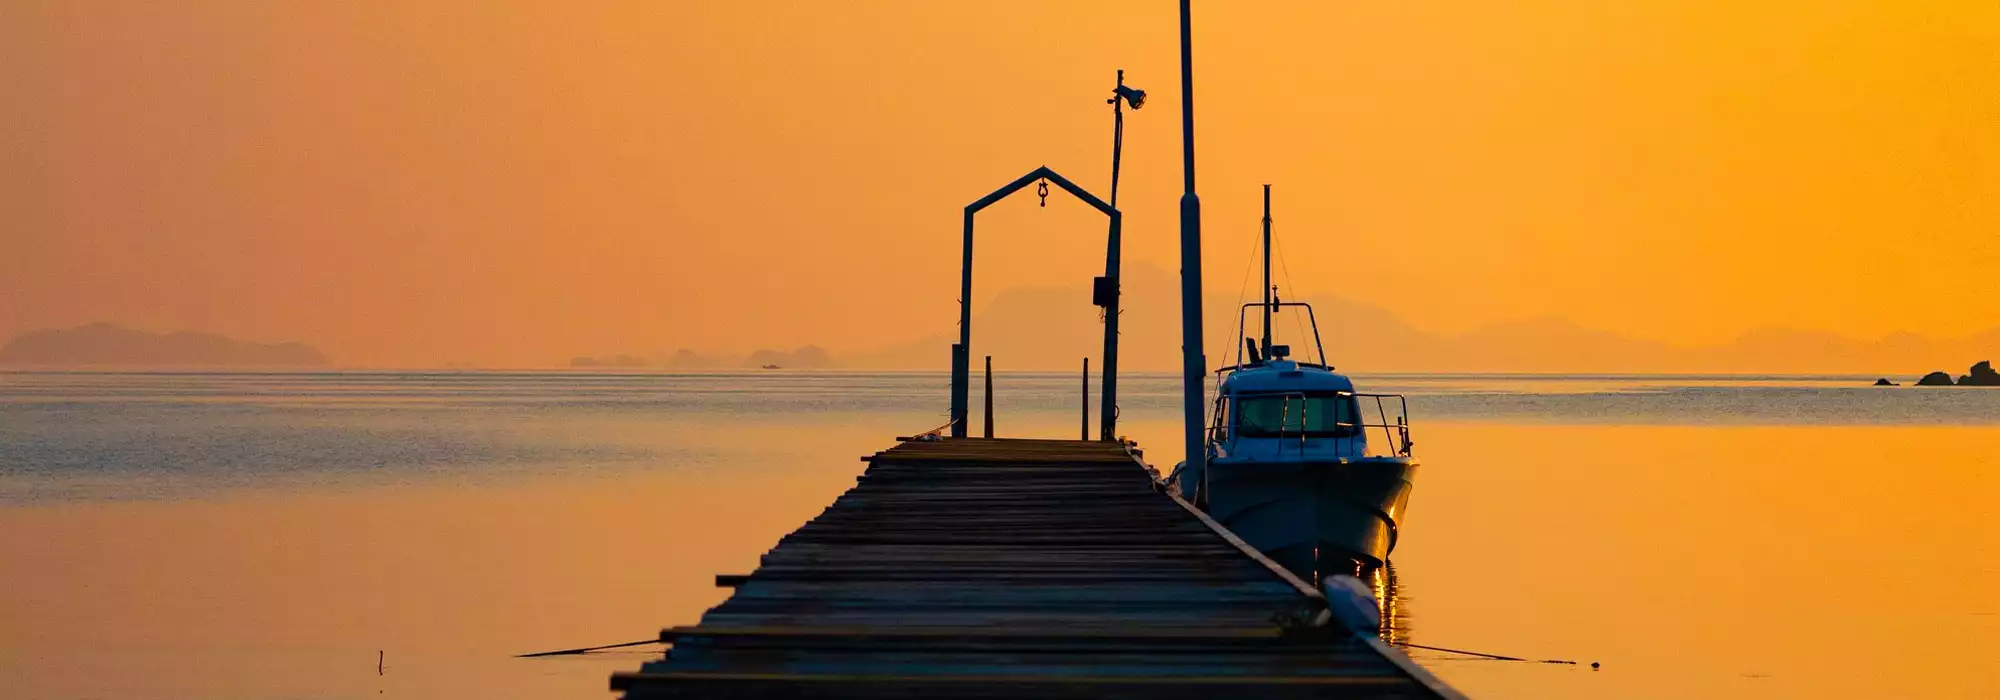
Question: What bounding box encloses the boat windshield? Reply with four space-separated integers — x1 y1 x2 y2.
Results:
1231 392 1361 438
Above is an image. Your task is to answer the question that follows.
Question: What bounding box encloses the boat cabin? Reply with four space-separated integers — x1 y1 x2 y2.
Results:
1213 344 1371 461
1206 303 1412 463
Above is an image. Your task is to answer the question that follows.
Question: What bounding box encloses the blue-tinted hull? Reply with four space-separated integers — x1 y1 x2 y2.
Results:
1180 456 1416 578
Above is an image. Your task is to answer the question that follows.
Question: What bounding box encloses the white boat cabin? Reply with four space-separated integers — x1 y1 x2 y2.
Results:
1210 343 1372 462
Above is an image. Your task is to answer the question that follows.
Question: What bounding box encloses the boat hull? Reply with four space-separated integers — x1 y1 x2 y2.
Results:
1196 456 1416 578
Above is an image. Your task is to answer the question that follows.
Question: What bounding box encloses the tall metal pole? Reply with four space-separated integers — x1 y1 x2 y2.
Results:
1081 357 1090 441
1262 184 1273 351
1177 0 1208 477
1101 70 1129 442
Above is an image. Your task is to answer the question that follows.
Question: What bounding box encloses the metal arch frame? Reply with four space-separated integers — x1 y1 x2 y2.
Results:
952 165 1122 440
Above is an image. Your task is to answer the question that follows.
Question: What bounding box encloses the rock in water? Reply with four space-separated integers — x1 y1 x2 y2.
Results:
1960 360 2000 387
1873 378 1897 386
1916 371 1955 386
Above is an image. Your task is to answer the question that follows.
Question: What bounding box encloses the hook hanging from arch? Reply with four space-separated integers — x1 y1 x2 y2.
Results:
1037 179 1050 207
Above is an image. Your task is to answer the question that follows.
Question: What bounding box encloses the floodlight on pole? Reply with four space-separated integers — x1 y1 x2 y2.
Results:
1114 85 1147 110
1096 69 1144 441
1108 70 1145 209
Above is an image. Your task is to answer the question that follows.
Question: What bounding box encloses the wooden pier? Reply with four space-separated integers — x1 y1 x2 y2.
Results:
612 438 1464 699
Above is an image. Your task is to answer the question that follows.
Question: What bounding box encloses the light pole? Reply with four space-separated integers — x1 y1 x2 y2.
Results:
1099 70 1145 442
1108 70 1146 208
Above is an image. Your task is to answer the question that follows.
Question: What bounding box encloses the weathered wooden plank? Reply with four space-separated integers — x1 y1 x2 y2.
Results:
616 671 1411 686
614 437 1460 700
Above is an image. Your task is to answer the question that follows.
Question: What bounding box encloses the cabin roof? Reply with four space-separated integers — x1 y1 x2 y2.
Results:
1220 360 1356 394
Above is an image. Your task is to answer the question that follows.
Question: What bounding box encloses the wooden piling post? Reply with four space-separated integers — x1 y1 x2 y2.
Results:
1082 358 1090 440
983 356 994 438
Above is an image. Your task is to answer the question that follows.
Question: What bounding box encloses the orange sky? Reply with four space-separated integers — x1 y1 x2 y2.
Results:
3 1 1994 367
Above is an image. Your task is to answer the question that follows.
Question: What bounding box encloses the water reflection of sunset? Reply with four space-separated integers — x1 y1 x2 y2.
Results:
5 374 1996 698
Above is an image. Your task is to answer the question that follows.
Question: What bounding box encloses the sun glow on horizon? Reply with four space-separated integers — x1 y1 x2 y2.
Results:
3 1 1993 368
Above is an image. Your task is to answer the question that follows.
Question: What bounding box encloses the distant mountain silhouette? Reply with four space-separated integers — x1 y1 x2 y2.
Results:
567 346 837 369
847 262 1999 373
668 349 707 368
0 323 331 366
569 354 646 368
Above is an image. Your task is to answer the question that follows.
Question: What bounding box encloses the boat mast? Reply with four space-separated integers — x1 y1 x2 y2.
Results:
1261 184 1273 353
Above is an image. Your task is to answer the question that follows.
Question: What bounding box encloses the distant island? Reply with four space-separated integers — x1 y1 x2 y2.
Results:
0 322 331 366
1912 361 2000 387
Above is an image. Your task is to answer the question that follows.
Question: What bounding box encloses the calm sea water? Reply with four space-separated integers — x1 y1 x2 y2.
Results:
2 371 1996 699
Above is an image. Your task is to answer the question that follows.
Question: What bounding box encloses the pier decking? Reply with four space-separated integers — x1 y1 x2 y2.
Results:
612 438 1462 699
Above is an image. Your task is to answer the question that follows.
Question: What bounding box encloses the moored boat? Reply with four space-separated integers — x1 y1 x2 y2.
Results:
1168 187 1418 580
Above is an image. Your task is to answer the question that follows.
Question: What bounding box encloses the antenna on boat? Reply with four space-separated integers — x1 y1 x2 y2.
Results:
1262 184 1273 353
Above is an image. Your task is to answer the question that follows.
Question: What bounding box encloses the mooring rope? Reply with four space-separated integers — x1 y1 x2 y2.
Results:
515 638 662 658
1394 641 1591 667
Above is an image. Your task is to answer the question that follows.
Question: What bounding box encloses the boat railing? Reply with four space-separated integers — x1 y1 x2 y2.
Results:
1231 301 1330 369
1208 392 1414 458
1341 392 1413 457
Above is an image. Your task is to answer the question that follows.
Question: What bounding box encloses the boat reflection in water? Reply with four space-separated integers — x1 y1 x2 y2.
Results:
1368 562 1410 648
